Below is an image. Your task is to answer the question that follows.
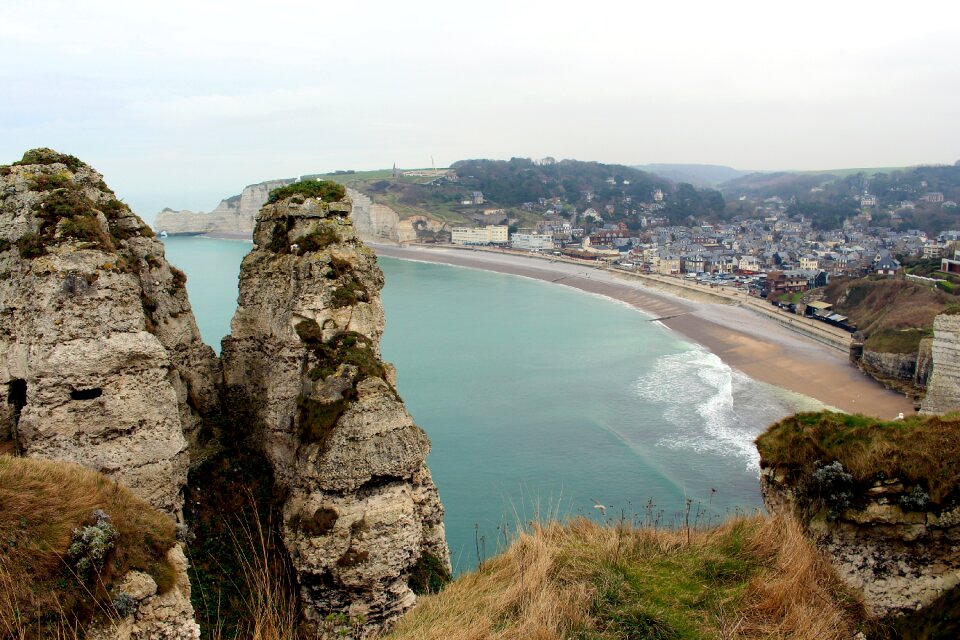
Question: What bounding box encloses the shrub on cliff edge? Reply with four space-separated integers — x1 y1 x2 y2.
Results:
756 411 960 506
266 179 346 204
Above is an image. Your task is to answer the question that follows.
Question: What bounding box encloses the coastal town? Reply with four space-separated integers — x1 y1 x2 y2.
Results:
449 190 960 313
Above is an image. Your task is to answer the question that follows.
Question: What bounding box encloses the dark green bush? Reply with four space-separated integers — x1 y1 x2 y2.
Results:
307 331 385 382
331 276 367 308
36 187 97 222
60 215 114 251
266 180 345 204
30 172 71 191
294 226 340 254
409 552 452 595
13 148 84 172
17 233 46 258
297 396 350 449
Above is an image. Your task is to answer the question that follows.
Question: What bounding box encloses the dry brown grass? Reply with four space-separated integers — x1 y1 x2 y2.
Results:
756 411 960 504
386 514 868 640
825 277 954 337
0 455 176 638
214 512 299 640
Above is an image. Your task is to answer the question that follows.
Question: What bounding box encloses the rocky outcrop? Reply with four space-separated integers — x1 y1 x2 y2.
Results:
221 189 450 632
921 313 960 414
154 179 293 236
0 149 220 516
760 467 960 617
89 545 200 640
861 349 919 383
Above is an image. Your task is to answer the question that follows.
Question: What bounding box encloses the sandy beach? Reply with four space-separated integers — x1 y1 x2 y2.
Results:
372 244 915 419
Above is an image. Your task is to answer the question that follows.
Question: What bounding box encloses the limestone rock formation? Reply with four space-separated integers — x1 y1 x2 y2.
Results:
155 179 445 246
154 178 293 236
89 545 200 640
221 188 450 632
921 313 960 414
760 467 960 616
0 149 220 515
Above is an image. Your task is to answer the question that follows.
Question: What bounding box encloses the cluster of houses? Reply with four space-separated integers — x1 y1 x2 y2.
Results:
449 210 960 299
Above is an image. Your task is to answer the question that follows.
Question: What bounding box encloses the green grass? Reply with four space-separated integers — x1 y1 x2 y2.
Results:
12 148 84 172
387 515 868 640
756 411 960 505
775 291 804 304
266 179 345 204
863 327 932 354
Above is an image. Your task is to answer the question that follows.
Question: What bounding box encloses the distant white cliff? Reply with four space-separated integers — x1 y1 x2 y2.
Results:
154 179 294 236
154 180 435 245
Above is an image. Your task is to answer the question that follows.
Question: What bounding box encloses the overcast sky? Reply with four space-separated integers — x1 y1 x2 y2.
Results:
2 0 958 217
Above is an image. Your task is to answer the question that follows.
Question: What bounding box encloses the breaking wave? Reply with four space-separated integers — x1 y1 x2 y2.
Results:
633 346 824 473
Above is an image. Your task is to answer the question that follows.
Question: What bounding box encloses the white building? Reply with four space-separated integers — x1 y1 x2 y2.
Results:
451 225 509 246
511 232 555 251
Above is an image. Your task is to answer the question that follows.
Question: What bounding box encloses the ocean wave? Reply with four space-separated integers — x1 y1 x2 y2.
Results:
633 347 818 473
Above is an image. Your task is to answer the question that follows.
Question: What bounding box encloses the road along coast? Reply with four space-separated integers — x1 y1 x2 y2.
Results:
371 244 915 419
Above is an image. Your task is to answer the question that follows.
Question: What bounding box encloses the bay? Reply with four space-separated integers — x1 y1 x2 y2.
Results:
162 237 824 573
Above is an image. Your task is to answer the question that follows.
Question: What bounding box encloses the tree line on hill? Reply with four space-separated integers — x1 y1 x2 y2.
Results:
719 163 960 234
451 158 726 224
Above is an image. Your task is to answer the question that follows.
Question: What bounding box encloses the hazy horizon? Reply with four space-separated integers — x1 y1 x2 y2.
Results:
2 0 958 217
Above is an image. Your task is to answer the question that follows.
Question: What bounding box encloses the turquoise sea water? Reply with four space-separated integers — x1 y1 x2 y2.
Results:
162 237 824 573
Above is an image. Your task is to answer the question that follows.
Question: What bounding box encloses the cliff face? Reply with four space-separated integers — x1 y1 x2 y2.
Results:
155 180 440 245
345 187 441 245
220 190 449 631
856 338 932 401
0 150 220 516
154 179 293 236
760 468 960 616
921 313 960 414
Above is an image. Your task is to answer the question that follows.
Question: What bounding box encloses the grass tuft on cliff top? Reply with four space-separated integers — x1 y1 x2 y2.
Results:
863 327 932 354
266 179 346 204
12 148 84 172
756 411 960 505
386 514 869 640
0 455 177 638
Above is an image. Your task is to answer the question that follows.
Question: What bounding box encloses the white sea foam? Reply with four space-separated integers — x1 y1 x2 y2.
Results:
633 346 823 473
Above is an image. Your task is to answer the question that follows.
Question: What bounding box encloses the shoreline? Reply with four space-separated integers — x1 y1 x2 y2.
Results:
371 243 915 419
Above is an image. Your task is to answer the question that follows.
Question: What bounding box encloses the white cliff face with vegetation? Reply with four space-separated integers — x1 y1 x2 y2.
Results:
154 180 419 245
153 179 293 236
757 412 960 618
1 153 451 637
0 150 211 638
221 185 450 632
0 149 219 516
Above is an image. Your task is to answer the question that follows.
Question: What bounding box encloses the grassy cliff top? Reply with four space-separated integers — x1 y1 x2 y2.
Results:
0 455 177 637
266 179 346 204
756 411 960 504
824 277 954 341
386 514 867 640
